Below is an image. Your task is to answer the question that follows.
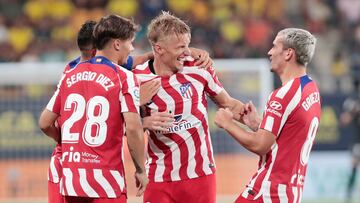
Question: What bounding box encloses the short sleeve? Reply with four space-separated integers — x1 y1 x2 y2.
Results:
119 71 140 114
204 66 223 97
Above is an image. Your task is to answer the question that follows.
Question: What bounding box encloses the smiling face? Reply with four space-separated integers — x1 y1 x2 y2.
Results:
267 34 288 74
156 33 191 72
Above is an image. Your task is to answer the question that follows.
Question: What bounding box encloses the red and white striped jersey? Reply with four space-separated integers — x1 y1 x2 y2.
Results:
48 57 80 184
241 75 321 203
133 59 223 182
46 56 140 198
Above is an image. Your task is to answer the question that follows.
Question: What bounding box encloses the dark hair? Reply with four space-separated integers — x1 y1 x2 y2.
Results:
77 20 97 51
94 15 139 50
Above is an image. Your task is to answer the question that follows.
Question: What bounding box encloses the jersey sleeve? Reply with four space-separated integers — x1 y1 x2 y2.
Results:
119 70 140 114
46 74 66 114
204 66 223 97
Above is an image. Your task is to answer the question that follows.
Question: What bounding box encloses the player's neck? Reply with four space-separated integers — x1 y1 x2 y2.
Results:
153 58 176 77
95 50 119 64
280 64 307 85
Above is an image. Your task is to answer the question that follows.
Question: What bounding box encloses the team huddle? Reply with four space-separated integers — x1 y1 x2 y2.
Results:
39 11 321 203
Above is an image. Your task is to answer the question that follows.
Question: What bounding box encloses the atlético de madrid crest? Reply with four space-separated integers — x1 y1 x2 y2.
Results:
180 83 193 99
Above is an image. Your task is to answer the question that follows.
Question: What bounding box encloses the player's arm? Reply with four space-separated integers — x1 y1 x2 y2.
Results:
38 109 60 143
214 108 275 156
210 90 245 121
123 112 148 196
131 52 153 68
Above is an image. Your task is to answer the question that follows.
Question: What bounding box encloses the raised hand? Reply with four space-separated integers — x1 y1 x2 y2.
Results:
190 47 213 69
214 108 234 129
142 111 174 132
140 79 161 106
242 101 261 131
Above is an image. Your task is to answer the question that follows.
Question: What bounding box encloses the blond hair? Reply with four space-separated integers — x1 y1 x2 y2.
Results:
147 11 191 45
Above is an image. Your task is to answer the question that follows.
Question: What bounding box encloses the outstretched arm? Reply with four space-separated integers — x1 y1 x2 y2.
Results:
210 90 244 121
214 108 275 156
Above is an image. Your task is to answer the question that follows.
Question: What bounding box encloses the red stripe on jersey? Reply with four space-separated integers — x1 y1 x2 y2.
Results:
102 170 123 195
147 142 158 181
270 183 280 202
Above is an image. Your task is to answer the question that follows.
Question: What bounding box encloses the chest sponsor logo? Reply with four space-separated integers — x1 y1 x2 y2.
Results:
62 146 100 164
180 83 193 99
269 101 282 110
156 114 200 134
266 100 283 117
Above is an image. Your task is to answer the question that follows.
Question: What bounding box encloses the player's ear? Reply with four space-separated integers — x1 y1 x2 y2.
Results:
114 39 122 51
153 43 164 55
285 48 294 62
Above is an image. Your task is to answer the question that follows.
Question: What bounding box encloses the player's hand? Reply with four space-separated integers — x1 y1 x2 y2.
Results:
142 112 174 132
242 101 260 131
140 79 161 106
190 47 213 69
135 171 149 196
214 108 234 129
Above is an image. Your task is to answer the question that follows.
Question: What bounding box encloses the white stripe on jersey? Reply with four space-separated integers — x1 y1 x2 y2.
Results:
49 155 59 183
292 186 298 203
298 187 303 203
264 116 274 132
46 74 66 111
278 184 288 203
63 168 77 196
79 168 99 197
276 79 294 99
182 68 223 95
242 155 267 198
255 144 279 200
93 169 116 198
262 181 272 203
277 86 302 136
110 170 125 191
148 137 165 182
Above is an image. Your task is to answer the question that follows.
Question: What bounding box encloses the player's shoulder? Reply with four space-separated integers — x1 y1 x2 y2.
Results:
133 60 152 74
182 56 215 75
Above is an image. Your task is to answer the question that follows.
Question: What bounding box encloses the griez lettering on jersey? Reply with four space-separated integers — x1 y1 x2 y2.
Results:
301 92 320 111
66 71 115 91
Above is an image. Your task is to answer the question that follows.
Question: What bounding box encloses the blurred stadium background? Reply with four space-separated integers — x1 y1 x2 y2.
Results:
0 0 359 203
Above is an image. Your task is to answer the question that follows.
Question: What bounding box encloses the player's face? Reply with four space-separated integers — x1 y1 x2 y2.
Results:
158 33 191 71
118 37 134 65
268 35 287 74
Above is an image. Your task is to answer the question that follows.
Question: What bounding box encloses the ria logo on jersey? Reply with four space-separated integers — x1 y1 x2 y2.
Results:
180 83 193 99
62 146 100 164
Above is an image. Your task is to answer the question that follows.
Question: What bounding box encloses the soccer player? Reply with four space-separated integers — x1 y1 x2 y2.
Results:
132 11 244 203
39 15 148 203
214 28 321 203
45 19 214 203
